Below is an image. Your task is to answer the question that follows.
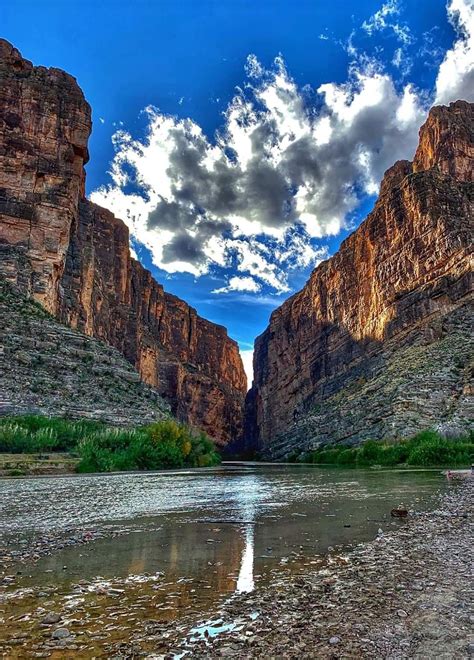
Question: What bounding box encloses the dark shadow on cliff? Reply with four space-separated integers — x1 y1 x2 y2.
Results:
230 270 473 459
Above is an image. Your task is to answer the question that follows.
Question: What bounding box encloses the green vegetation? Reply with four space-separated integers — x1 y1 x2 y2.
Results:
0 415 220 472
299 430 474 467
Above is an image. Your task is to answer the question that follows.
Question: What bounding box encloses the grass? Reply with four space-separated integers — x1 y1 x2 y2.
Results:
0 415 220 473
297 430 474 468
0 452 78 477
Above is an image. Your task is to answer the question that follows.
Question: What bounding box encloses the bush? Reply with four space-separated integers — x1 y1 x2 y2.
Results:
303 429 473 468
0 415 104 452
0 415 221 473
357 440 383 465
75 419 220 472
0 423 31 453
336 448 357 466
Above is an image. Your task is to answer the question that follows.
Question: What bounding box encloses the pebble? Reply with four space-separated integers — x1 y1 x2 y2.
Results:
51 628 71 640
1 479 471 660
41 612 61 625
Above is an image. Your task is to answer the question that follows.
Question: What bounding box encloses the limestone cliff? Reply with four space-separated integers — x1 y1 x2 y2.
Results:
246 101 473 458
0 39 246 444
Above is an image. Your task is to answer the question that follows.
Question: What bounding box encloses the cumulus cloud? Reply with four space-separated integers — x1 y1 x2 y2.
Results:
90 0 474 295
213 276 262 294
435 0 474 103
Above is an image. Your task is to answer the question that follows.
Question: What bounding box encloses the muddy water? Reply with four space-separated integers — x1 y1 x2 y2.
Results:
0 464 447 656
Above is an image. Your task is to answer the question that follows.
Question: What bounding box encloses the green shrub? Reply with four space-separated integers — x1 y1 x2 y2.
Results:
0 415 104 452
357 440 383 465
31 427 58 452
336 448 357 466
0 415 221 473
74 419 220 472
303 429 473 468
76 438 114 473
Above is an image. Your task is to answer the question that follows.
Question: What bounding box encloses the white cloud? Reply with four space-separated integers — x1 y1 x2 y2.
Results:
362 0 413 45
392 46 413 77
213 276 262 294
90 0 473 295
240 349 254 388
435 0 474 104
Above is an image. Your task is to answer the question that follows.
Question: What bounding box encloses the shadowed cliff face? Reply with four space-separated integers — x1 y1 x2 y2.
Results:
245 101 473 458
0 39 246 444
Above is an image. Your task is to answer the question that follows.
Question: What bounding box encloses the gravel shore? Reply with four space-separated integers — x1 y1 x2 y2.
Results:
163 478 473 659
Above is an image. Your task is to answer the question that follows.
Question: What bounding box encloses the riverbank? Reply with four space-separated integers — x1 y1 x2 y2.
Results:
163 477 472 659
0 415 220 474
101 476 473 658
0 453 79 478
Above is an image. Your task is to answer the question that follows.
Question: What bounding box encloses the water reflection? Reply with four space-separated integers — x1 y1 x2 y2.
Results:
234 474 259 593
2 466 447 602
1 466 449 658
236 524 255 593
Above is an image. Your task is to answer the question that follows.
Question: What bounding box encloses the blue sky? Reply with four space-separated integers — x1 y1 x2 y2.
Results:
3 0 474 383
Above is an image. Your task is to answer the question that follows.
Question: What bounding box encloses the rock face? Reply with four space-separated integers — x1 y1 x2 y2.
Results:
246 101 473 458
58 199 246 444
0 40 90 313
0 281 170 426
0 39 246 444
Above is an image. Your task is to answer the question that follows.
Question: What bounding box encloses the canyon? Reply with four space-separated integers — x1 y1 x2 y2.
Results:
245 101 473 458
0 39 246 445
0 37 472 456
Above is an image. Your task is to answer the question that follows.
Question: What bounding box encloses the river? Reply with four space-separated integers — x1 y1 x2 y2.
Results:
0 464 448 656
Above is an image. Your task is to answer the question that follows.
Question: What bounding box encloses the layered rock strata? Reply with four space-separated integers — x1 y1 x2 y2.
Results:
0 39 246 444
246 101 473 458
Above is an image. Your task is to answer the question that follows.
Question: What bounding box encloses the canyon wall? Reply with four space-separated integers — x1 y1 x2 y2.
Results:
246 101 473 458
0 39 246 444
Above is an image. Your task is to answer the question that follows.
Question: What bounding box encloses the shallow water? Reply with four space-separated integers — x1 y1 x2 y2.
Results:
0 464 450 656
1 464 446 589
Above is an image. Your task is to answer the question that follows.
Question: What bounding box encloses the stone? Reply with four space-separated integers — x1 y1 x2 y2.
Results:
58 200 246 445
41 612 61 625
329 636 341 645
353 624 366 632
396 610 408 618
51 628 70 640
0 280 171 428
0 39 246 444
244 101 473 457
391 509 408 518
